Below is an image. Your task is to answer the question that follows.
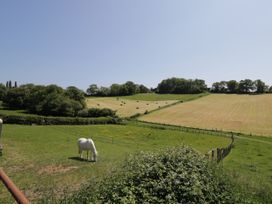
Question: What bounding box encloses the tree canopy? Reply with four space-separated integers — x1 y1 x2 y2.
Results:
211 79 269 94
2 84 86 117
86 81 150 96
156 78 207 94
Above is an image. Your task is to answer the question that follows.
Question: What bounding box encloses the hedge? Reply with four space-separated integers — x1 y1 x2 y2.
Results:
0 114 121 125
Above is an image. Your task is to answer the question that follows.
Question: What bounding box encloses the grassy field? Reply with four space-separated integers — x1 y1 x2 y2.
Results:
0 109 35 116
0 123 271 203
86 93 207 117
140 94 272 137
0 124 230 203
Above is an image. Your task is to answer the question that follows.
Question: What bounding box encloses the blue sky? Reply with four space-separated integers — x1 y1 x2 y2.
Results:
1 0 272 90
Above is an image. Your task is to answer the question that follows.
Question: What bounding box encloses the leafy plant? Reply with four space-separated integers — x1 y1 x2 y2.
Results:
65 146 248 203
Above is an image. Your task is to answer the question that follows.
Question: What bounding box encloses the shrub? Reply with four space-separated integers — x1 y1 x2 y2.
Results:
66 146 247 203
0 114 120 125
77 109 89 117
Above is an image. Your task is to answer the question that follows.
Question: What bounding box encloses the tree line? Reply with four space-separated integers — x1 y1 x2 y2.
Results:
156 78 207 94
0 83 116 117
86 81 150 96
211 79 271 94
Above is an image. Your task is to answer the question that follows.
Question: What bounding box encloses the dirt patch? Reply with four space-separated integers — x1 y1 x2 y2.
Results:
38 165 78 175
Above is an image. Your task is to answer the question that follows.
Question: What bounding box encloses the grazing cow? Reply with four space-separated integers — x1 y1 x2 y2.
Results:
78 138 97 162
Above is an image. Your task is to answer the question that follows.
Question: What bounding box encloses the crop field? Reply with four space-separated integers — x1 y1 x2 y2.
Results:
140 94 272 137
118 93 208 101
86 97 178 117
0 123 272 203
86 93 207 117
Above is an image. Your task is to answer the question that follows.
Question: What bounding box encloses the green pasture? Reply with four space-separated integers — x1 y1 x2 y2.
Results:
0 109 32 116
0 123 271 203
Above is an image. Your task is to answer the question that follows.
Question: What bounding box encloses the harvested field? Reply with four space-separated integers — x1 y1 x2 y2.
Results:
86 97 178 117
140 94 272 136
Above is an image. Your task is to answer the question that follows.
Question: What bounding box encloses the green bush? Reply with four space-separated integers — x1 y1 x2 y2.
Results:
65 146 248 204
77 108 117 118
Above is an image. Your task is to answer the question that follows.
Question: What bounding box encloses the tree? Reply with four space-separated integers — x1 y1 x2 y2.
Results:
254 79 267 93
157 77 207 94
269 86 272 93
124 81 137 95
14 81 18 88
0 84 7 101
86 84 99 96
98 87 110 96
3 87 28 109
138 84 150 93
110 84 122 96
238 79 254 93
227 80 238 93
65 86 86 107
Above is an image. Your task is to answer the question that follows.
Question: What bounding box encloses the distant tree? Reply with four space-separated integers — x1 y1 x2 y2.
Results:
138 84 150 93
98 87 110 96
65 86 86 107
254 79 267 93
211 82 221 93
124 81 137 95
8 81 12 88
3 87 28 109
269 86 272 93
86 84 99 96
6 81 8 88
14 81 18 88
0 84 7 101
211 81 227 93
157 77 207 94
238 79 254 93
110 84 122 96
227 80 238 93
119 85 129 96
193 79 207 93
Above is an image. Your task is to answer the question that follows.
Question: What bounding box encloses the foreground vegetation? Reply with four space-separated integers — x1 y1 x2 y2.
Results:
66 146 244 203
0 123 271 203
140 94 272 136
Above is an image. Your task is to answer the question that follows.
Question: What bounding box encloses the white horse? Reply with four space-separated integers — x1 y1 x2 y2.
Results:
78 138 97 162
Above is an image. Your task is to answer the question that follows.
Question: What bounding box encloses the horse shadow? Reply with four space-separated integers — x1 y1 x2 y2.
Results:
68 156 96 163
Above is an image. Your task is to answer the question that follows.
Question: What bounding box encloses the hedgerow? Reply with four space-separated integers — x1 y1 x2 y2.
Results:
64 146 249 204
0 114 120 125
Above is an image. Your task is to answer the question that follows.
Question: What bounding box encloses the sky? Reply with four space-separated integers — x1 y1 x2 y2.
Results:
1 0 272 90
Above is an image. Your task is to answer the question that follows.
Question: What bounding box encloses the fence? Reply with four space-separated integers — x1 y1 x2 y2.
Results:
134 120 263 138
0 168 30 204
206 134 235 163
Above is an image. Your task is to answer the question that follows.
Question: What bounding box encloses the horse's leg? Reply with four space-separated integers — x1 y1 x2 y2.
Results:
87 150 89 161
79 150 82 159
93 152 97 162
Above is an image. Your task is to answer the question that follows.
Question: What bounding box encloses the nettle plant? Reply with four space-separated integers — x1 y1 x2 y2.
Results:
67 146 246 204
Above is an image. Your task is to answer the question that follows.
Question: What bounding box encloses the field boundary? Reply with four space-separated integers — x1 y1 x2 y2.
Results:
129 120 272 145
129 93 209 119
